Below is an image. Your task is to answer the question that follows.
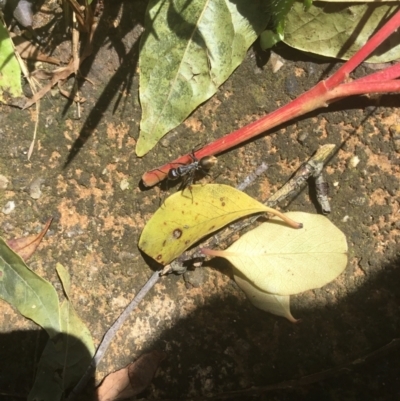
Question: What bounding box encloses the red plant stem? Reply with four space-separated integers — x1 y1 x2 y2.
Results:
142 73 400 186
353 62 400 84
142 81 327 186
330 79 400 98
142 9 400 187
324 7 400 89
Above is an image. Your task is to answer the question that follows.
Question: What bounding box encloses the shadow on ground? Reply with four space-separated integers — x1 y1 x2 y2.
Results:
115 255 400 401
2 255 399 401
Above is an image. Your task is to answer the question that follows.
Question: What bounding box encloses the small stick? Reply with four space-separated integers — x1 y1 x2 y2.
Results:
266 144 334 207
3 11 41 160
67 270 161 401
315 173 331 215
71 11 82 119
236 162 269 191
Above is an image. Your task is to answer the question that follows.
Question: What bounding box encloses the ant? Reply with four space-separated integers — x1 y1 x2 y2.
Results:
167 152 218 188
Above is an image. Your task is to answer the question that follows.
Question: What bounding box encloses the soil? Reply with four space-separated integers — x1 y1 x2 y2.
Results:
0 1 400 401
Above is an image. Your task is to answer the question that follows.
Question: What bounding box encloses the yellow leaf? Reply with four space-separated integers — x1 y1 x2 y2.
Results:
138 184 301 265
204 212 348 296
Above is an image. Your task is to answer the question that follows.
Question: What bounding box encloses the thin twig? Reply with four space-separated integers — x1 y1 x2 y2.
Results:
4 11 41 160
236 162 268 191
67 270 161 401
266 144 334 208
71 11 81 119
315 173 331 214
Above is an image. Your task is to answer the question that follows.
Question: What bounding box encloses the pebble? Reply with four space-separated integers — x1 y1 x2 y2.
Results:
270 52 284 73
349 155 360 168
29 177 45 199
349 196 366 206
13 0 34 28
0 175 8 189
297 131 309 143
2 201 15 214
120 179 129 191
65 225 84 238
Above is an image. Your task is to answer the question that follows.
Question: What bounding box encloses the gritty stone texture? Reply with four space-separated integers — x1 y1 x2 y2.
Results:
0 2 400 401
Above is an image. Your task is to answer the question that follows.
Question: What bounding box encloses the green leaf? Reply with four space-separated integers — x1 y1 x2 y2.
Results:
28 265 95 401
267 0 297 31
260 29 284 50
28 301 95 401
0 20 23 102
284 2 400 62
59 298 95 358
139 184 300 265
136 0 268 156
259 0 312 49
0 237 60 337
56 262 71 298
206 212 347 295
0 241 94 401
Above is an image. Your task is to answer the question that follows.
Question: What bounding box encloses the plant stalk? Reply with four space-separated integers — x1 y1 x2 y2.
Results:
142 8 400 187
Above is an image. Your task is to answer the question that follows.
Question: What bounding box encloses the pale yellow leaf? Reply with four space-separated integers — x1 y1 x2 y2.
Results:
234 272 298 322
206 212 347 295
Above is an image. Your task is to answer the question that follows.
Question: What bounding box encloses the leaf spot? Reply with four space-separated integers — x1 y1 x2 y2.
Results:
173 229 182 239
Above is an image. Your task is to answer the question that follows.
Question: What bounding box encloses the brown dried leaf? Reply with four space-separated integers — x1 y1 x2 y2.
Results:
23 60 77 109
30 69 54 80
97 350 165 401
7 218 52 261
12 35 60 65
128 350 166 393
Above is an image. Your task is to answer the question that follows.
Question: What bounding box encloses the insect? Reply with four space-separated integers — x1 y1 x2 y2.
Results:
167 153 218 187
